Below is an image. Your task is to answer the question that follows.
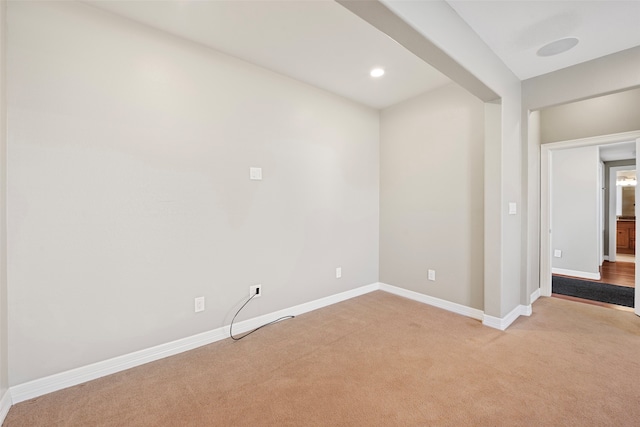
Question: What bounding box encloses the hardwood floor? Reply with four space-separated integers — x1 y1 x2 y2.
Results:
554 261 635 288
615 253 635 263
599 261 635 287
551 260 635 310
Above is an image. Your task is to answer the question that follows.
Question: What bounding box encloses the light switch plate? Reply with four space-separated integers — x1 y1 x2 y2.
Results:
508 202 517 215
250 167 262 180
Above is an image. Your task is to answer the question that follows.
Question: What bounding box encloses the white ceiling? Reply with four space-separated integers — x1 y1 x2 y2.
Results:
600 141 637 162
85 1 640 108
85 0 450 110
447 1 640 80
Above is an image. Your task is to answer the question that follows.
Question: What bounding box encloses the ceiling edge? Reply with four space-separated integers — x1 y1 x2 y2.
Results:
337 0 499 103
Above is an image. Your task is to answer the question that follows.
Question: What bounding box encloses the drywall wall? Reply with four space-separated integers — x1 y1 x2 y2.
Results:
0 0 9 404
539 88 640 263
7 2 379 386
523 47 640 303
378 0 523 319
485 101 503 312
551 146 600 277
540 88 640 144
525 110 540 299
380 83 484 309
523 47 640 111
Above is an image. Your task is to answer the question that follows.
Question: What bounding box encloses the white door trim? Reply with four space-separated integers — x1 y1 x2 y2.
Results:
540 130 640 298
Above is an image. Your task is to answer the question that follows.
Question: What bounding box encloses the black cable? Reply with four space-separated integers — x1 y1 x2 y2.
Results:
229 292 295 341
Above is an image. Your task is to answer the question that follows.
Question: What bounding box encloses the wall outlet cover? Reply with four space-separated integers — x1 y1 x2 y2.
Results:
250 284 262 298
194 296 205 313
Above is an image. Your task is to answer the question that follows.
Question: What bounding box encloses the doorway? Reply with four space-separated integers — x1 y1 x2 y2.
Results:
540 131 640 314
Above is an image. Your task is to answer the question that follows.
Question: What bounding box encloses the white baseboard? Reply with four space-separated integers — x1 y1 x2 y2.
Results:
552 267 600 280
378 283 484 320
11 327 228 404
377 283 539 330
520 304 532 317
10 283 379 404
229 282 380 336
0 389 12 425
227 282 486 344
10 281 526 404
483 303 531 331
530 288 541 304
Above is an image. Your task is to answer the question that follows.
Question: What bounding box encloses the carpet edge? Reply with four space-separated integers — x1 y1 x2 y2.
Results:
9 282 381 404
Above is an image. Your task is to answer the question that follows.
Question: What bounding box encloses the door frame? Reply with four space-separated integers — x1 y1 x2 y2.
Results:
540 131 640 317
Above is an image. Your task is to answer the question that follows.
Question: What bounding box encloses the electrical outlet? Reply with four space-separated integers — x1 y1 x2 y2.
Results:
194 296 205 313
554 249 562 258
250 284 262 298
336 267 342 278
428 269 436 281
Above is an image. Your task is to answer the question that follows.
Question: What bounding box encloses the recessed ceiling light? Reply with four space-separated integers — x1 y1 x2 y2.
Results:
370 68 385 78
536 37 579 57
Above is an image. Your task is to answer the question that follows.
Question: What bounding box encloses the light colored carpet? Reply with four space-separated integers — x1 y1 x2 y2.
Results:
5 291 640 426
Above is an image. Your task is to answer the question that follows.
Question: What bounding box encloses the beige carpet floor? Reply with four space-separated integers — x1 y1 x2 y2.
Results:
4 291 640 426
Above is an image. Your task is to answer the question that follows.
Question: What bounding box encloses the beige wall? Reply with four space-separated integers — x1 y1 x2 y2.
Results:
524 110 540 303
380 83 484 309
0 0 8 400
379 0 523 319
540 88 640 144
551 146 600 276
539 86 640 267
7 2 379 385
523 47 640 111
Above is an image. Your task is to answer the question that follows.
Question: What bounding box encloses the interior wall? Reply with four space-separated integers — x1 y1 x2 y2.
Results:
381 0 522 319
551 146 600 277
523 47 640 112
379 83 484 309
540 88 640 144
0 0 9 401
525 110 540 298
484 101 502 312
538 88 640 261
7 2 380 386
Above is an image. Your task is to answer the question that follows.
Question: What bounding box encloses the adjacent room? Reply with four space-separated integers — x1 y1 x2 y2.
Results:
0 1 639 425
542 89 640 309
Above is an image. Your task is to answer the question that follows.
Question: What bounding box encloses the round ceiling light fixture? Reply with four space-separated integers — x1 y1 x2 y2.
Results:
370 67 385 78
536 37 580 57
